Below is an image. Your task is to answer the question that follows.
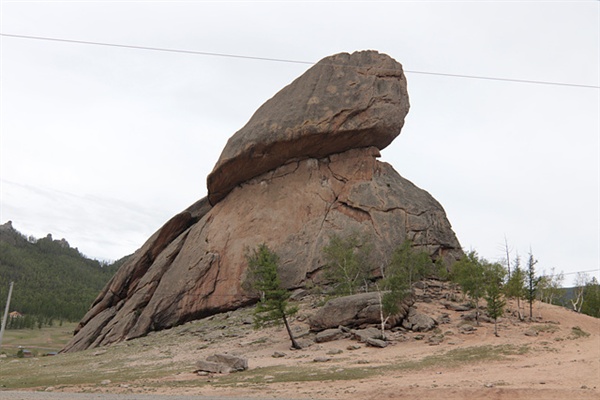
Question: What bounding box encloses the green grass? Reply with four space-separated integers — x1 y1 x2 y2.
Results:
0 340 191 389
394 344 529 371
531 324 560 334
0 322 78 356
569 326 590 339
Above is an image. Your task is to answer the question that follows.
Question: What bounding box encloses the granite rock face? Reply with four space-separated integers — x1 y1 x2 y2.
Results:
61 51 462 353
207 50 410 205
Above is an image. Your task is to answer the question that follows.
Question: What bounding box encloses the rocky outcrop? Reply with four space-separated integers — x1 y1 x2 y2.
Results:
207 50 409 205
62 51 462 353
309 291 414 332
196 354 248 374
401 307 438 332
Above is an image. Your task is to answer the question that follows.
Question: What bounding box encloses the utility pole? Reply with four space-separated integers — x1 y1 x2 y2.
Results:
0 281 15 349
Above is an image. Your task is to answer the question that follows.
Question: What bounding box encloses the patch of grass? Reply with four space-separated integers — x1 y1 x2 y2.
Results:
394 345 529 371
0 340 190 389
222 365 378 385
532 324 560 334
569 326 590 339
0 323 78 356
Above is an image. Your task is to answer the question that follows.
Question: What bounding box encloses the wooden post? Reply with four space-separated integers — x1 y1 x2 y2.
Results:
0 281 15 348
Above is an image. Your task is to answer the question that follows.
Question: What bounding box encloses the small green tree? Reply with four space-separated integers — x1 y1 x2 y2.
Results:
484 262 506 336
538 268 564 305
581 277 600 318
451 251 486 325
375 240 431 339
322 232 372 295
504 255 525 320
525 250 540 321
570 272 590 313
377 269 410 339
387 240 432 287
245 244 300 349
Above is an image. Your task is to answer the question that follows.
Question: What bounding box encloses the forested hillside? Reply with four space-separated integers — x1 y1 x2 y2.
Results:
0 221 127 328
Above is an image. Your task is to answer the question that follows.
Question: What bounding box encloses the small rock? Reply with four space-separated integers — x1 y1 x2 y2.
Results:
100 380 111 385
327 349 343 355
459 324 476 334
427 335 444 345
351 327 382 342
414 334 425 340
347 344 362 351
272 351 286 358
93 350 107 356
313 356 332 362
441 301 472 312
366 337 388 348
524 329 539 337
316 328 345 343
44 387 55 392
197 353 248 373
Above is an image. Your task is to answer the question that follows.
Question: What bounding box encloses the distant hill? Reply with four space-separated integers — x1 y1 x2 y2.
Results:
0 221 128 326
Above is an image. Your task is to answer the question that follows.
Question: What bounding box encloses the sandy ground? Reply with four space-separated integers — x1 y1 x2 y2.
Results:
10 294 599 400
135 298 599 399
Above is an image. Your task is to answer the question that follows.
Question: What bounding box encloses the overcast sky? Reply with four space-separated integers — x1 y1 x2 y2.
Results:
1 1 598 286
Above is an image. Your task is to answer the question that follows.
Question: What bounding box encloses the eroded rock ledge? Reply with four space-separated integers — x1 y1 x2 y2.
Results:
207 50 410 205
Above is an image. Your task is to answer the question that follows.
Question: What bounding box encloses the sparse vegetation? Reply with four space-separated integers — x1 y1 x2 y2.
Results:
570 326 590 339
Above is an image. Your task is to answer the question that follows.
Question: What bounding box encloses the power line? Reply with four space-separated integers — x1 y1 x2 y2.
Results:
1 32 599 90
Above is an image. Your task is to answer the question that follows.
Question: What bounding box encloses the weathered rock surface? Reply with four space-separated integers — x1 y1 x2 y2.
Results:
207 50 410 205
365 337 388 348
350 327 383 342
62 51 462 353
309 291 414 332
315 328 347 343
196 353 248 374
402 307 437 332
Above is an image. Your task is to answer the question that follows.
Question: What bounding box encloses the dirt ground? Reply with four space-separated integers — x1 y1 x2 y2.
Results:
124 298 599 399
219 303 596 399
14 294 600 400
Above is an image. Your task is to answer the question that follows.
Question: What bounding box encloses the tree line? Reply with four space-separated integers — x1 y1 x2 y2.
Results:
244 232 599 346
0 229 126 329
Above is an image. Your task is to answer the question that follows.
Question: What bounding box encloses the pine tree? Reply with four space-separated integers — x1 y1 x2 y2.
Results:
505 255 525 320
525 251 540 321
484 263 506 336
245 244 300 349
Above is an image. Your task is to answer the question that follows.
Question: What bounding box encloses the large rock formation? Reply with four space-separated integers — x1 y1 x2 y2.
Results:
62 51 462 353
207 50 409 205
